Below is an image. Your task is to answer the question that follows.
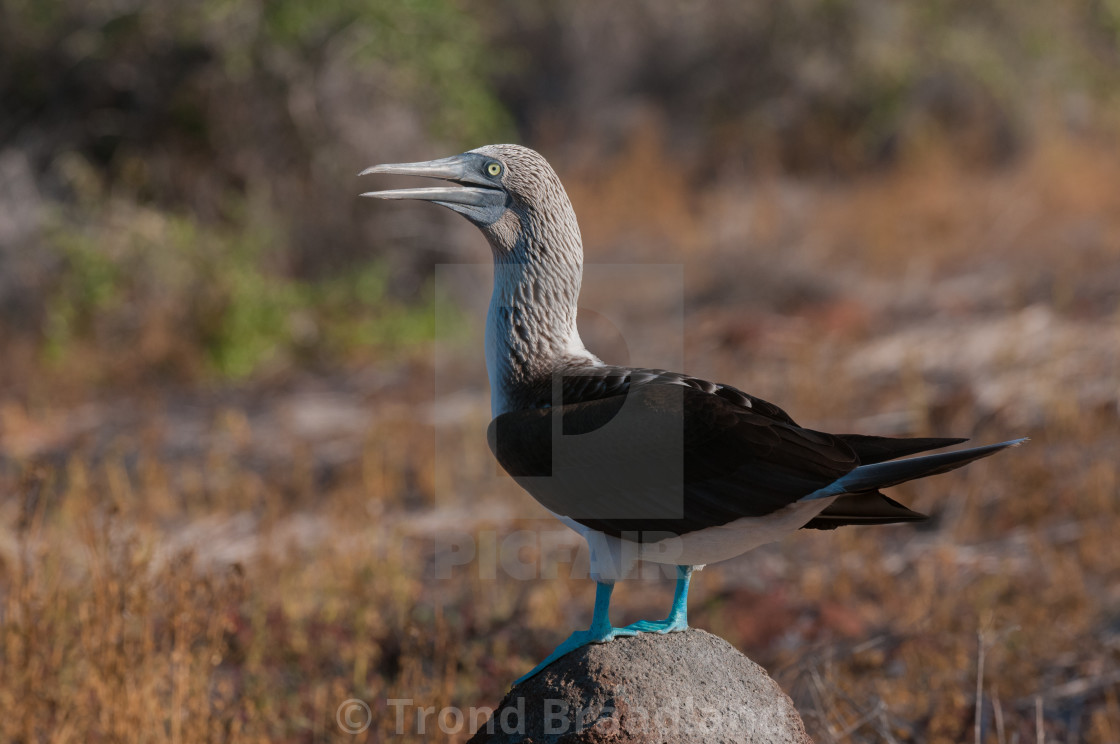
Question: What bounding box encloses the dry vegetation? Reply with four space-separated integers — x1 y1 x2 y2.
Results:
3 1 1120 742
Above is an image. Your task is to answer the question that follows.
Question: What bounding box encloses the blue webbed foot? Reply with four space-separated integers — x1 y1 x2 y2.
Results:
617 616 688 634
514 567 696 686
514 624 640 684
619 565 693 634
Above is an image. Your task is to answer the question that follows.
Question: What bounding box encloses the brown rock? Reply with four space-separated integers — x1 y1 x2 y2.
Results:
468 629 812 743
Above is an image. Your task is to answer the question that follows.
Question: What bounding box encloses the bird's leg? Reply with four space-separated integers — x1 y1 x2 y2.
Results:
618 565 693 634
515 580 636 684
586 578 616 636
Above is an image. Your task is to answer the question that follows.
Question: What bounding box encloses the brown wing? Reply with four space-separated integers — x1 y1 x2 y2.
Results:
487 380 859 538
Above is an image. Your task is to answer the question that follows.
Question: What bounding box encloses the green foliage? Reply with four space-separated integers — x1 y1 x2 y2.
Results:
306 266 440 355
43 224 123 363
42 199 435 381
200 245 440 380
194 224 302 380
3 0 504 386
206 0 511 145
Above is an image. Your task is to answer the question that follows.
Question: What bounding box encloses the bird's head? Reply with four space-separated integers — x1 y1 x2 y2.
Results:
361 144 579 259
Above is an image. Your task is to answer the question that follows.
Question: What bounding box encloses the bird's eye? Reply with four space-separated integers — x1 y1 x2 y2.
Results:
486 162 502 177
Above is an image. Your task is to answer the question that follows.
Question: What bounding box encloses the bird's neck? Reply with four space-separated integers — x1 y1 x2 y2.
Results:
484 226 598 416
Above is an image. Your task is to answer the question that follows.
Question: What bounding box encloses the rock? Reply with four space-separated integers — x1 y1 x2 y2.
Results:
468 629 812 743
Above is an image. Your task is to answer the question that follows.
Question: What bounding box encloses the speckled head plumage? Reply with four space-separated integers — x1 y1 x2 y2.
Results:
360 143 581 262
360 145 598 413
467 145 572 216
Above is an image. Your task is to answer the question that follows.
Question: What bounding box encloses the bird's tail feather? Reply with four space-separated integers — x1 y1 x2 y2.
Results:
834 434 968 465
816 438 1028 497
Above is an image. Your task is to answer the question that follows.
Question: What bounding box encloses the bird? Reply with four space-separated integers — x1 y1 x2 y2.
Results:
360 144 1025 683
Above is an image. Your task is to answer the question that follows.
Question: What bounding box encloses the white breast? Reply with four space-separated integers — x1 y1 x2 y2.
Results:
551 497 838 582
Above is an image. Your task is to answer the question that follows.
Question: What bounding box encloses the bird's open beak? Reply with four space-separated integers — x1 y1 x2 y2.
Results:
359 154 505 209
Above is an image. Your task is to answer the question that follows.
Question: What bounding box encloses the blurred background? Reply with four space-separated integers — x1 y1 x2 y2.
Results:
1 0 1119 741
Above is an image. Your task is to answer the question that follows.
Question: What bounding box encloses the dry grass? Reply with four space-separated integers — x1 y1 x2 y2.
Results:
2 129 1119 743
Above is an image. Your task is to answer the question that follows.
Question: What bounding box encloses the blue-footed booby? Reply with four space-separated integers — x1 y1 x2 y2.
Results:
360 144 1025 683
